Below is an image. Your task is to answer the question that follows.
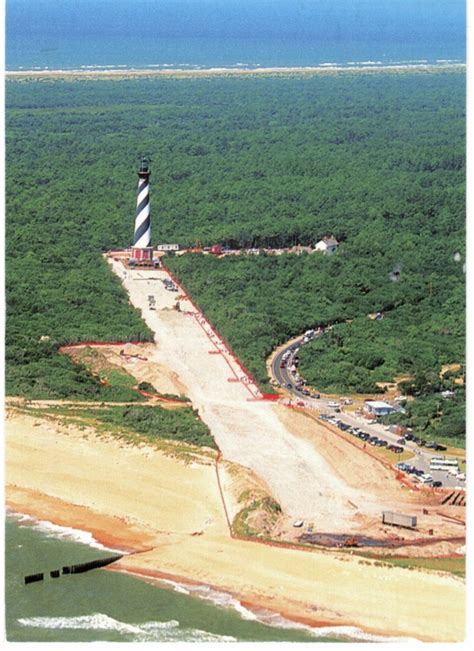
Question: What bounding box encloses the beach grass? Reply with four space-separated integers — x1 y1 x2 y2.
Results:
355 553 465 577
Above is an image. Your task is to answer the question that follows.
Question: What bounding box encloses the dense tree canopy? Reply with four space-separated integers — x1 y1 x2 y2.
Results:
5 72 465 438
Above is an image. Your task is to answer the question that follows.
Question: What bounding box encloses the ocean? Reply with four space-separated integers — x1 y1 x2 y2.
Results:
6 0 466 71
6 513 341 643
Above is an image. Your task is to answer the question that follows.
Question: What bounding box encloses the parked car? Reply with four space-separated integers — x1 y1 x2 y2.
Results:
404 433 414 441
435 444 447 451
432 481 443 487
397 438 406 445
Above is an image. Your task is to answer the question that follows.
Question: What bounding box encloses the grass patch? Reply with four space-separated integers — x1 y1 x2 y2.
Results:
356 554 465 577
103 368 137 390
97 405 217 449
372 447 414 464
232 495 282 537
15 403 217 453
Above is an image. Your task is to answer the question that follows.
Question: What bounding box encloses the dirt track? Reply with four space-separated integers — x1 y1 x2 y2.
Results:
107 259 464 544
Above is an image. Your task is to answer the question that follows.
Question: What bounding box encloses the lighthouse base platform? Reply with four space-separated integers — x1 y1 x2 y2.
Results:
131 246 154 261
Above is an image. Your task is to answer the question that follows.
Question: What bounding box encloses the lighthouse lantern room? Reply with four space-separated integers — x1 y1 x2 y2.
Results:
130 158 154 262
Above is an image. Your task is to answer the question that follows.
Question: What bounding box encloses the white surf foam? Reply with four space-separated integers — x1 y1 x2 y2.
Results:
8 511 125 553
18 614 236 641
151 575 420 641
18 614 144 634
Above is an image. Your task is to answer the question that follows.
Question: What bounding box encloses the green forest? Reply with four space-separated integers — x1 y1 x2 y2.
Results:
5 72 465 439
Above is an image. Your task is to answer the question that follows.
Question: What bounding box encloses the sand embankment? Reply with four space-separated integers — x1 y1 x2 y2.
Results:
5 411 465 641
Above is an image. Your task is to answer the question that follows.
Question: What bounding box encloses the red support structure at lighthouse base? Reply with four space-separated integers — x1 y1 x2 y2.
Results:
131 247 154 261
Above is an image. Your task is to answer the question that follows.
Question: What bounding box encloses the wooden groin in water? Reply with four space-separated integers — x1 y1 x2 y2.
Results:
24 554 123 585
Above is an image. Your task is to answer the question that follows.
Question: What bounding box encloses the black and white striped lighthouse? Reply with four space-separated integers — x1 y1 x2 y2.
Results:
131 158 153 261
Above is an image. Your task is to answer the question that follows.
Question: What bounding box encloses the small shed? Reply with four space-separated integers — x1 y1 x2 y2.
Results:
315 237 339 254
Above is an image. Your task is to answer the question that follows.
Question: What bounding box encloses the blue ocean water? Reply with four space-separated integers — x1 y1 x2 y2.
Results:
6 0 466 71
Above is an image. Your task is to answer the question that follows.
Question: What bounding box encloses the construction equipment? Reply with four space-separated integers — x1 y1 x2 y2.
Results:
343 537 359 547
382 511 417 529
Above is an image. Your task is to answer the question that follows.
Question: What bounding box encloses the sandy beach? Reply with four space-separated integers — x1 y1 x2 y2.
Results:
5 63 465 82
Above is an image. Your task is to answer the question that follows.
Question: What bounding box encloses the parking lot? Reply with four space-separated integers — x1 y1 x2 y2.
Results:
318 413 465 490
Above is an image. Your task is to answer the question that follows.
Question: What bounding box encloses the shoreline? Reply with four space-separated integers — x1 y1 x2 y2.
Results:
5 62 466 81
6 507 417 642
107 565 419 643
6 411 465 642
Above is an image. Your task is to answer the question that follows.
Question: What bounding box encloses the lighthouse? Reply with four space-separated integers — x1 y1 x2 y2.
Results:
131 158 154 262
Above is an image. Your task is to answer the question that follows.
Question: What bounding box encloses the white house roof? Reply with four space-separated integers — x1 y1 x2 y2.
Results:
365 400 394 410
322 237 338 246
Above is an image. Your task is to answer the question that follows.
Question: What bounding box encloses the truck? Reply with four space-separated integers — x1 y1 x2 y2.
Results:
382 511 417 529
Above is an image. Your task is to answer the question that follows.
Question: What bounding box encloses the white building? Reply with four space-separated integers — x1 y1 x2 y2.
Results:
364 400 397 417
156 243 180 252
315 237 339 254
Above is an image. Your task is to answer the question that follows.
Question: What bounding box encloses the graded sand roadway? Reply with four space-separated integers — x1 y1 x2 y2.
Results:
5 411 465 641
106 260 464 541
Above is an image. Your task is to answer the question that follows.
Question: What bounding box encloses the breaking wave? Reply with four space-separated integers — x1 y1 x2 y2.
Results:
130 573 419 642
8 511 125 553
18 614 236 642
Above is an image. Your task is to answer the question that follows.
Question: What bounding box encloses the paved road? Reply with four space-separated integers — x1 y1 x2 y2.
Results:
271 334 465 491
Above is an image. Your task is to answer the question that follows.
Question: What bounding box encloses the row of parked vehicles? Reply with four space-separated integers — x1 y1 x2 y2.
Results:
395 462 443 487
319 415 405 453
397 431 447 451
280 345 321 398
